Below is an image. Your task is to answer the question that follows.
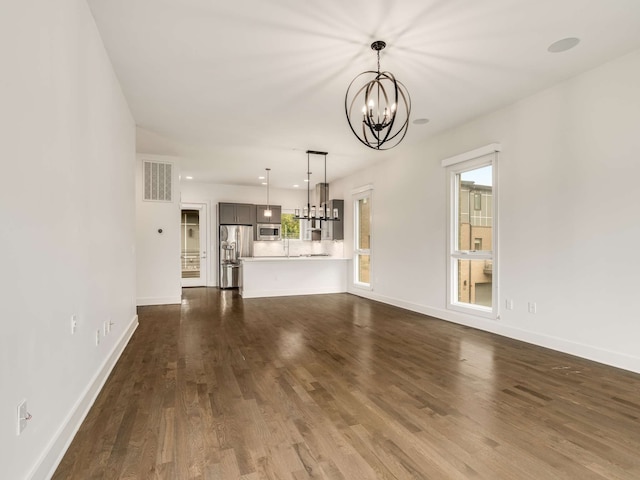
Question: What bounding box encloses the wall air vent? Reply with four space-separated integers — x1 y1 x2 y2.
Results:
143 160 172 202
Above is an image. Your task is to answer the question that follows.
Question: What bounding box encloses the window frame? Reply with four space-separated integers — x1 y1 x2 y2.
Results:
353 186 373 290
444 145 500 319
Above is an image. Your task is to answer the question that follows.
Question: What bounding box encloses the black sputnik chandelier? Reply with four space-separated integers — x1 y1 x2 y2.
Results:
345 40 411 150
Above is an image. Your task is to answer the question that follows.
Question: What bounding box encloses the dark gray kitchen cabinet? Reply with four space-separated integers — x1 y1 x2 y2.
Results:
255 205 282 224
321 199 344 240
218 202 255 225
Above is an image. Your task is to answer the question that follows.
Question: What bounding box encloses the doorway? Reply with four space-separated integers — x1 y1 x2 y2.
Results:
181 203 208 287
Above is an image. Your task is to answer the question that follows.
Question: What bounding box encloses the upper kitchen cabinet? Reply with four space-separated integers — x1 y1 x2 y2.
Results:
256 205 281 224
219 202 255 225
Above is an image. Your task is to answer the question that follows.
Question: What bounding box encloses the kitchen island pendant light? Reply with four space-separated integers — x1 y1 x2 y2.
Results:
294 150 339 226
345 40 411 150
264 168 272 218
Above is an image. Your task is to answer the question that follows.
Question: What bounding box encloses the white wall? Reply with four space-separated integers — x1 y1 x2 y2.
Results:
0 1 137 479
332 49 640 374
135 154 182 305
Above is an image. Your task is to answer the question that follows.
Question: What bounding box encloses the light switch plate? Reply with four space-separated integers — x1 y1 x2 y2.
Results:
17 400 28 435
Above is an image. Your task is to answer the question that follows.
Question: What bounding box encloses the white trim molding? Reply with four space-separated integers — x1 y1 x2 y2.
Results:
137 296 182 306
441 143 502 168
33 315 139 480
347 289 640 375
444 146 500 319
351 183 374 195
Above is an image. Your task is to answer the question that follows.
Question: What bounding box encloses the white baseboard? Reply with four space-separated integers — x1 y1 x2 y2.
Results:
136 295 181 306
348 288 640 375
31 314 139 480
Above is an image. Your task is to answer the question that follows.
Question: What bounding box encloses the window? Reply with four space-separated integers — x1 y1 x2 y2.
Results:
354 188 372 288
281 212 300 239
474 192 482 210
443 144 499 318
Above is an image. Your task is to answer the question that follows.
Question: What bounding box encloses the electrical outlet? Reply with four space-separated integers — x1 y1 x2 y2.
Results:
109 320 114 334
70 315 77 335
505 299 514 310
528 302 537 314
17 400 29 435
96 330 100 346
103 321 109 336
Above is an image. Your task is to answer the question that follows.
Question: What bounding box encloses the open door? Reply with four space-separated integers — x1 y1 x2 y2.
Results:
181 203 208 287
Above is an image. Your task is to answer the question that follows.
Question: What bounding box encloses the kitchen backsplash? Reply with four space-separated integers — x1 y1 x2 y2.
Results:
253 239 344 258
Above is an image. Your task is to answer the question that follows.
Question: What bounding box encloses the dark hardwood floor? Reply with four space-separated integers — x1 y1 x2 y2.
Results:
54 288 640 479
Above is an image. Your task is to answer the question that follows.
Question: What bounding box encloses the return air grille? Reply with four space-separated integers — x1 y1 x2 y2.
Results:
143 160 172 202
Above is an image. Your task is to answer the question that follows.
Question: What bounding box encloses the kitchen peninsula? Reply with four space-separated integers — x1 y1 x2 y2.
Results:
240 255 348 298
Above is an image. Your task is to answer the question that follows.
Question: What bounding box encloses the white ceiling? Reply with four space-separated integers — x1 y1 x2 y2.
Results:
87 0 640 189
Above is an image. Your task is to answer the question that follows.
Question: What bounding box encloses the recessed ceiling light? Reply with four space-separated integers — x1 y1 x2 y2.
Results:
547 37 580 53
304 179 309 182
261 182 267 185
293 184 299 188
413 118 430 125
258 176 265 180
185 176 193 180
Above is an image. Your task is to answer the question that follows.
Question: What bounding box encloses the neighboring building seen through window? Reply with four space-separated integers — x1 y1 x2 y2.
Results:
456 165 493 308
354 189 372 287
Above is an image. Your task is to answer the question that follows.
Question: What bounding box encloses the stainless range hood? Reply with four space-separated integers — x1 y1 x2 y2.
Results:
310 183 331 241
314 182 329 219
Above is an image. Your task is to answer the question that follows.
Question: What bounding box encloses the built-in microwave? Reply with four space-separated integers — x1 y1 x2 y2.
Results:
257 223 281 241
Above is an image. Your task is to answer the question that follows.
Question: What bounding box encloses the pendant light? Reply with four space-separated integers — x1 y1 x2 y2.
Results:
345 40 411 150
264 168 272 218
294 150 339 226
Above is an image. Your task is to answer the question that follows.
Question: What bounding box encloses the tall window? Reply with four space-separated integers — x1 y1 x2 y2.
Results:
443 145 499 318
354 189 372 288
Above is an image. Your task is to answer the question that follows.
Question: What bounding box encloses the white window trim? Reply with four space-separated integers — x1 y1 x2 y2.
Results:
441 143 501 167
353 187 373 290
443 145 500 319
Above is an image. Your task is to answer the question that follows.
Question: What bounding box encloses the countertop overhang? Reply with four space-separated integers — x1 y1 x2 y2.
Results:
241 256 347 262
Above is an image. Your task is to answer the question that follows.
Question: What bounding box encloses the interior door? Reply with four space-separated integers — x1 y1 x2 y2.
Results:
181 203 208 287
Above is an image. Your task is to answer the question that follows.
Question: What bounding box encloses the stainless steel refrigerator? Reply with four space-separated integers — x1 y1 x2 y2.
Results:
219 225 253 288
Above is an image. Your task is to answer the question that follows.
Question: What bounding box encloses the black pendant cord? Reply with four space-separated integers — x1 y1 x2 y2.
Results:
266 168 270 213
323 152 328 218
307 151 311 217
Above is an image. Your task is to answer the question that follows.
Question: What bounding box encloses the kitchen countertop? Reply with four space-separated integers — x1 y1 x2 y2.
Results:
241 256 347 262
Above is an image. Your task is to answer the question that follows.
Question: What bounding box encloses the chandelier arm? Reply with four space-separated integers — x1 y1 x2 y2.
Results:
307 152 310 215
377 81 411 144
346 77 382 146
347 91 372 147
361 120 375 148
379 77 392 128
